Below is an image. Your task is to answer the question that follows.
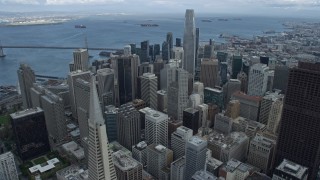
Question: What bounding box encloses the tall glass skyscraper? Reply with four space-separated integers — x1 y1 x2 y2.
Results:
183 9 196 77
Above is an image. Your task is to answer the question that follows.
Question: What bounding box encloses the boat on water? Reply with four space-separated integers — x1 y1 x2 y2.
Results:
75 25 86 28
140 24 159 27
218 18 228 21
201 19 212 22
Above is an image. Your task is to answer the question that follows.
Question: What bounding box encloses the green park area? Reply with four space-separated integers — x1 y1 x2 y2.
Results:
0 114 10 126
20 151 70 180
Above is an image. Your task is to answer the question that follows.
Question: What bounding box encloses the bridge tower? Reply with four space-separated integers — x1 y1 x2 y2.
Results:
0 41 5 57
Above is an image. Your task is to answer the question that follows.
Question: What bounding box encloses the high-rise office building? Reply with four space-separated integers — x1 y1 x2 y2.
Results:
176 38 182 47
87 77 117 180
258 91 284 126
275 61 320 180
232 91 262 121
117 103 141 151
112 55 139 106
104 105 118 142
185 136 207 180
147 144 173 179
153 44 161 61
172 47 184 61
247 134 276 174
41 90 67 146
225 100 240 119
237 71 248 93
0 152 19 180
167 68 189 121
145 109 168 146
218 158 255 180
232 55 242 79
273 159 308 180
153 59 164 90
272 65 289 94
17 63 36 109
67 70 91 119
132 141 149 167
204 87 224 110
138 63 154 77
183 108 200 135
74 78 90 142
248 63 270 96
157 90 167 113
170 156 186 180
10 107 50 160
214 113 233 135
200 58 219 88
140 40 150 63
30 83 45 108
113 150 143 180
208 131 249 163
220 62 228 86
123 44 132 56
223 79 241 106
183 9 196 76
167 32 173 58
217 52 227 63
97 68 114 103
72 49 89 72
171 126 193 160
140 73 157 109
162 41 170 61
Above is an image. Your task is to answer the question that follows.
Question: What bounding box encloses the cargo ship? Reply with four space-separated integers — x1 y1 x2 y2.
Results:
75 25 86 28
140 24 159 27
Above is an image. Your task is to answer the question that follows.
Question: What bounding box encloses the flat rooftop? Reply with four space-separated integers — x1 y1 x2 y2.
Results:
113 150 140 171
10 107 43 119
276 159 308 179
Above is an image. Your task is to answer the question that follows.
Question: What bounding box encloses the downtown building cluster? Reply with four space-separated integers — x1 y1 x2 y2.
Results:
1 9 320 180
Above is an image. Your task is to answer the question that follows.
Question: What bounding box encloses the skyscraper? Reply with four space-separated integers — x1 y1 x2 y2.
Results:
0 152 19 180
87 77 117 180
185 136 207 180
145 109 168 146
10 107 50 160
167 68 189 121
275 61 320 180
67 70 91 119
170 156 186 180
204 87 224 110
167 32 173 58
223 79 241 106
248 63 270 96
183 9 196 76
272 65 289 94
200 58 220 88
97 68 115 103
74 78 90 142
258 91 284 126
237 71 248 93
17 63 36 109
162 41 170 61
112 150 143 180
183 108 200 135
72 49 89 72
104 105 118 142
140 73 158 109
231 55 242 79
112 55 139 106
41 90 67 147
117 103 141 151
140 40 150 63
147 144 173 179
171 126 193 160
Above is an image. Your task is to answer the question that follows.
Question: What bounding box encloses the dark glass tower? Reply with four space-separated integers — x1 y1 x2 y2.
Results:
183 108 200 135
10 108 50 161
274 61 320 180
166 32 173 58
140 40 150 63
117 57 133 105
232 55 242 79
162 41 169 61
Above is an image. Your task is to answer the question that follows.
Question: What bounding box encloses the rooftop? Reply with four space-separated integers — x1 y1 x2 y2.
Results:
205 87 223 93
208 131 248 151
56 165 88 180
10 107 43 119
276 159 308 179
113 150 140 171
232 91 263 102
192 170 217 180
29 158 60 174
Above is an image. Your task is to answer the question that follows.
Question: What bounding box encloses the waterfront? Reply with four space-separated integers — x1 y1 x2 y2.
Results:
0 14 307 85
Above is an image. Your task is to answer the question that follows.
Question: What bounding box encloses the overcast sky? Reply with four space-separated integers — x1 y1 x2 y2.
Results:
1 0 320 17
